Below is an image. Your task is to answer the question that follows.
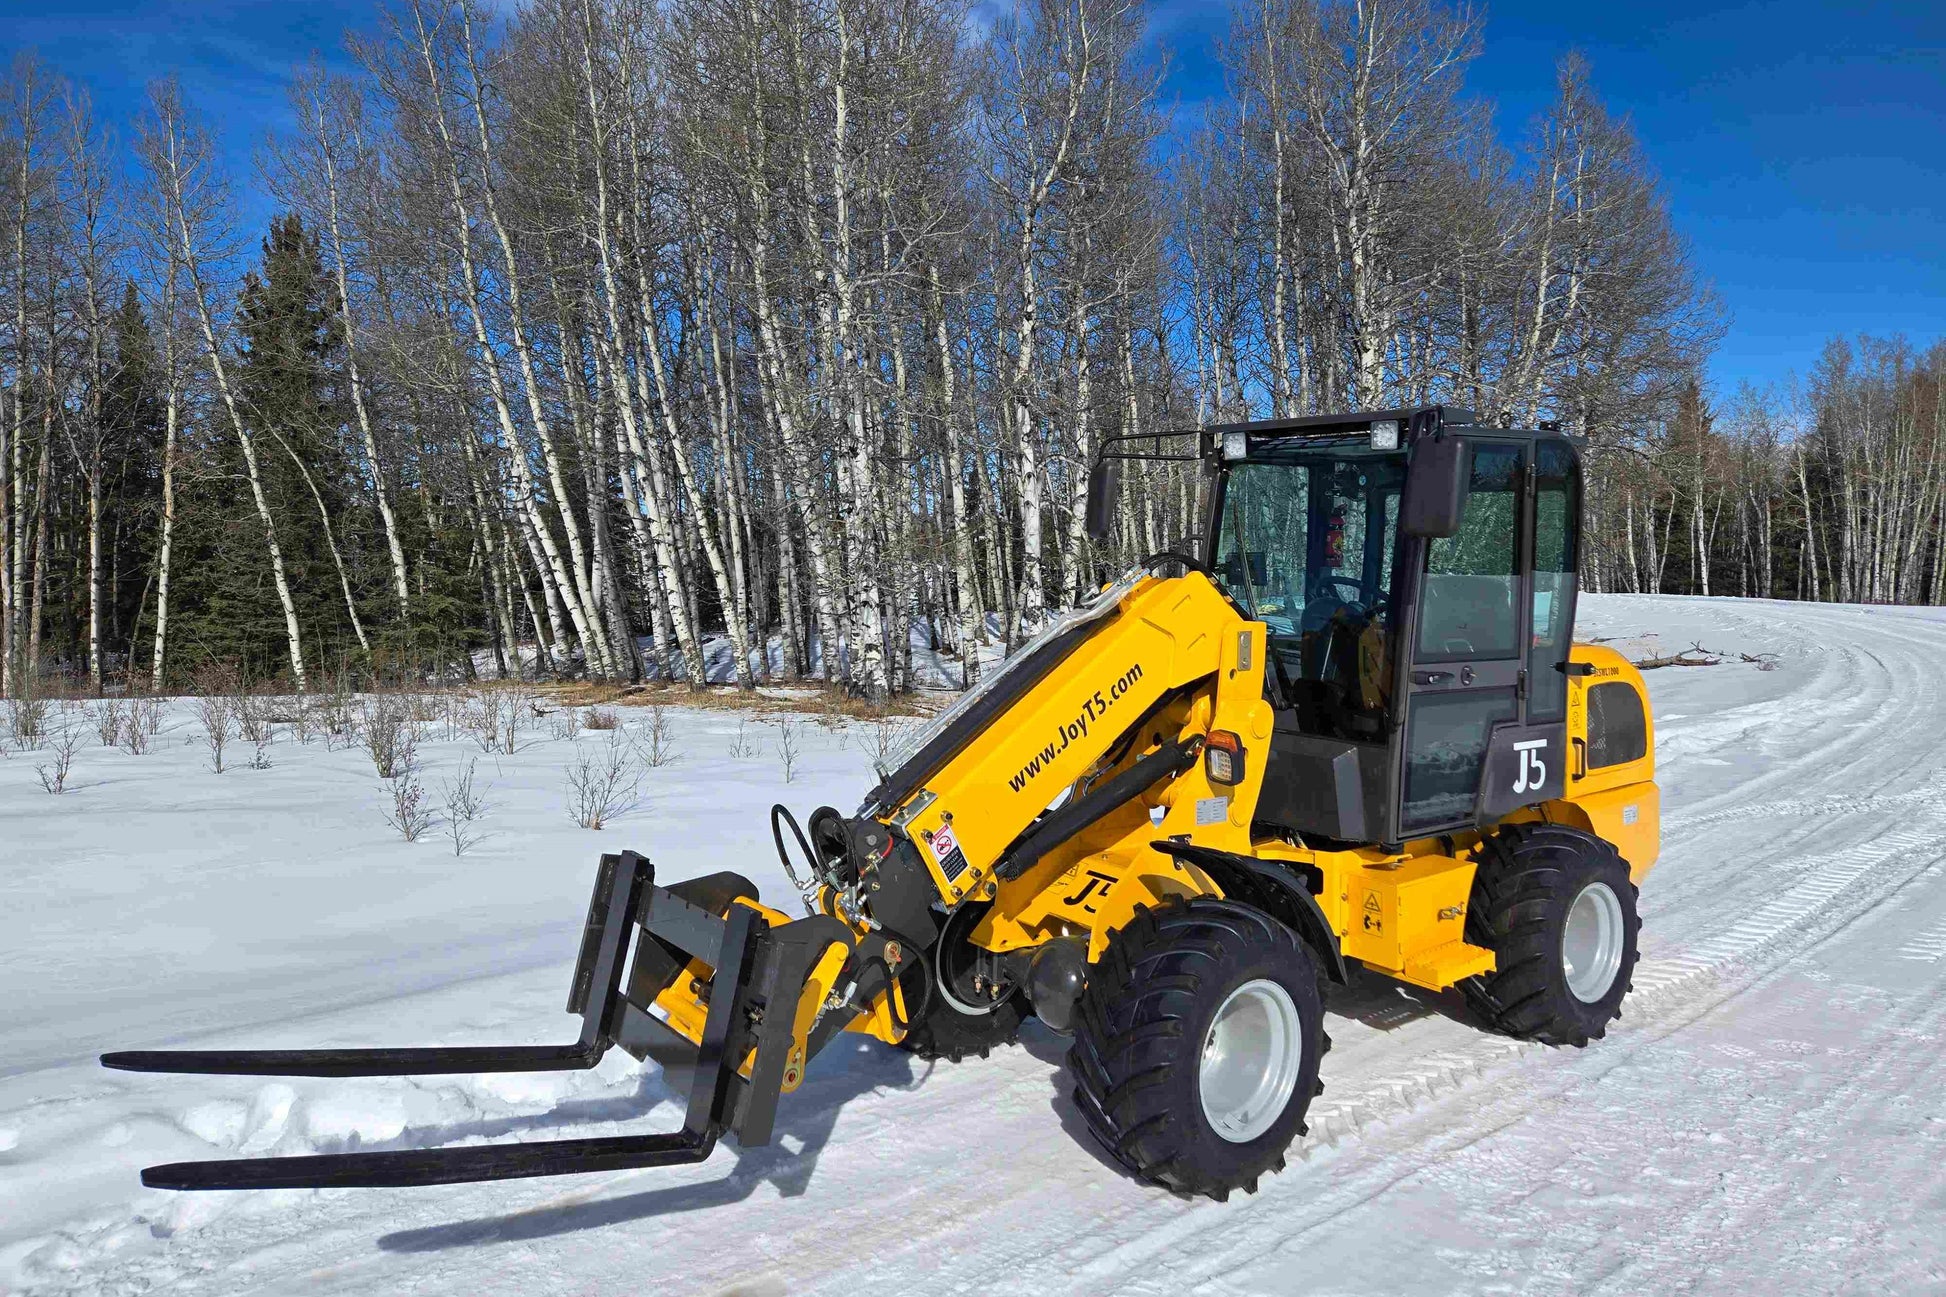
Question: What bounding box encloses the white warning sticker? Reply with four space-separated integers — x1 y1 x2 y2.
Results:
929 822 970 881
1195 797 1229 826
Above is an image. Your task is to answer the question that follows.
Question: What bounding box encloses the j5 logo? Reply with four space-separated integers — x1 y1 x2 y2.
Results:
1512 738 1548 794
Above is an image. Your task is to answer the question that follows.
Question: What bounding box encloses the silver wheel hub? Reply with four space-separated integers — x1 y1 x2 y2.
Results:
1198 978 1303 1144
1562 881 1625 1003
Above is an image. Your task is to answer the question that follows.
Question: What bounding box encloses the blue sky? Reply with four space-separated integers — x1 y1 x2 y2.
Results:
4 0 1941 395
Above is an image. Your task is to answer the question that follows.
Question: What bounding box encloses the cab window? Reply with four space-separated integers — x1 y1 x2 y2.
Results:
1416 444 1520 663
1213 452 1405 742
1528 440 1580 722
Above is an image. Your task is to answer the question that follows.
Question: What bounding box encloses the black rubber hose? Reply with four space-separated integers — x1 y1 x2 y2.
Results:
858 944 933 1035
1140 550 1210 576
770 803 821 892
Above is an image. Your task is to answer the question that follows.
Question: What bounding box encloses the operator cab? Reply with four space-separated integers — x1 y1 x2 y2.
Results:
1197 407 1581 848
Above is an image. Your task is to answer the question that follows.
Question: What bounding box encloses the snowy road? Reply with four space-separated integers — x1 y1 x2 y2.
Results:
3 595 1943 1295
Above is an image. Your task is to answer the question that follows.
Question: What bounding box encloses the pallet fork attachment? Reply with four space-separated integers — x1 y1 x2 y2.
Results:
100 852 850 1191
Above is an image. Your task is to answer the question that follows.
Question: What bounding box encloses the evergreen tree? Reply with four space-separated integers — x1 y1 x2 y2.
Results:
100 282 166 665
174 212 369 677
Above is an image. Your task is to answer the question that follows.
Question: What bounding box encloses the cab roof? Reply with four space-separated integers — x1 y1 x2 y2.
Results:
1204 405 1567 447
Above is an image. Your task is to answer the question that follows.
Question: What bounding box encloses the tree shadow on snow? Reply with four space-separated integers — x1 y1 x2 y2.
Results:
376 1035 921 1252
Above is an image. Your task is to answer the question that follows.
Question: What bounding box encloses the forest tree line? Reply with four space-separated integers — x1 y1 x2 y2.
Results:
0 0 1928 698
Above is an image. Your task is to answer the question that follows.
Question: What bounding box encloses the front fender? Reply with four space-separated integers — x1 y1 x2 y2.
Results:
1149 841 1349 984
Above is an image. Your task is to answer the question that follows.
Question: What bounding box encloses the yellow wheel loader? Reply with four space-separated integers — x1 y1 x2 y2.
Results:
105 406 1659 1201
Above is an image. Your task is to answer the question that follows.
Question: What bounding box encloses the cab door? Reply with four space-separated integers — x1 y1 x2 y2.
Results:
1397 440 1527 836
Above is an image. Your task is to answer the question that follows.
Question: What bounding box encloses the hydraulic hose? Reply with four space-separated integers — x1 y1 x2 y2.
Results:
770 803 821 895
775 803 934 1032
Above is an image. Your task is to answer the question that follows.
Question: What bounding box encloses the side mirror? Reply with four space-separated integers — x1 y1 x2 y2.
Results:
1084 455 1118 541
1401 435 1470 538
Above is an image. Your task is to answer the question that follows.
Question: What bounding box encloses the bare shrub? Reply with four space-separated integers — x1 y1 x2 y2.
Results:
381 768 435 841
89 697 127 747
502 682 538 751
234 691 274 748
190 663 241 772
770 717 803 783
584 705 621 732
118 711 152 756
36 724 82 793
727 716 760 759
6 677 50 750
361 695 418 779
132 694 165 740
440 689 469 742
566 733 640 830
316 674 357 749
441 759 491 856
632 704 676 767
463 688 526 755
549 705 582 742
868 716 917 769
286 693 315 744
501 686 534 753
464 691 501 753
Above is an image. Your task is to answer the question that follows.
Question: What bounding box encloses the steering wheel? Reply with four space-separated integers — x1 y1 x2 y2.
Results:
1312 575 1366 605
1301 575 1365 635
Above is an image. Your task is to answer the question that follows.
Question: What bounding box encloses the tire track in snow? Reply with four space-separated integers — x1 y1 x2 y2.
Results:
1897 921 1946 963
1299 819 1946 1150
1063 831 1946 1297
782 816 1946 1297
870 600 1946 1296
19 595 1946 1297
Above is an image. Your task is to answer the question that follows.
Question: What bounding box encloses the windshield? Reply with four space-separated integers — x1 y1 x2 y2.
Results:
1212 452 1406 741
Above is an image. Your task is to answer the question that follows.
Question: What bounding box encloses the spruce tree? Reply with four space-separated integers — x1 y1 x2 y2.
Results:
101 282 166 666
177 212 368 677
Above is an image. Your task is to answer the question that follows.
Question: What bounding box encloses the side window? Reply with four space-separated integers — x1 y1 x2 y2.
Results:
1528 441 1580 722
1586 682 1647 767
1416 443 1521 662
1214 463 1311 627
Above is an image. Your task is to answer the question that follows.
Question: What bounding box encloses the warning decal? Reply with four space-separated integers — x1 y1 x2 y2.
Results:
930 822 970 882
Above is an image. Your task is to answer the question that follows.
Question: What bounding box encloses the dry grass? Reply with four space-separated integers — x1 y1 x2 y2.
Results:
532 680 940 721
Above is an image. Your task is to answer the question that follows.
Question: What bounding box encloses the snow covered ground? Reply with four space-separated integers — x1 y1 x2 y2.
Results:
2 594 1943 1295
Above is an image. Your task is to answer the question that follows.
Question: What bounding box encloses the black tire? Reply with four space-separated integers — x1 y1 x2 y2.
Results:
1067 898 1325 1201
1462 822 1640 1047
897 989 1026 1062
897 904 1027 1062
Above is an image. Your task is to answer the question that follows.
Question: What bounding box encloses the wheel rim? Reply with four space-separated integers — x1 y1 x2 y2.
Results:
1198 978 1304 1144
1562 881 1625 1003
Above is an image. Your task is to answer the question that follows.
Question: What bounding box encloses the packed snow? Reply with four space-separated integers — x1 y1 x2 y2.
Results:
2 594 1943 1295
